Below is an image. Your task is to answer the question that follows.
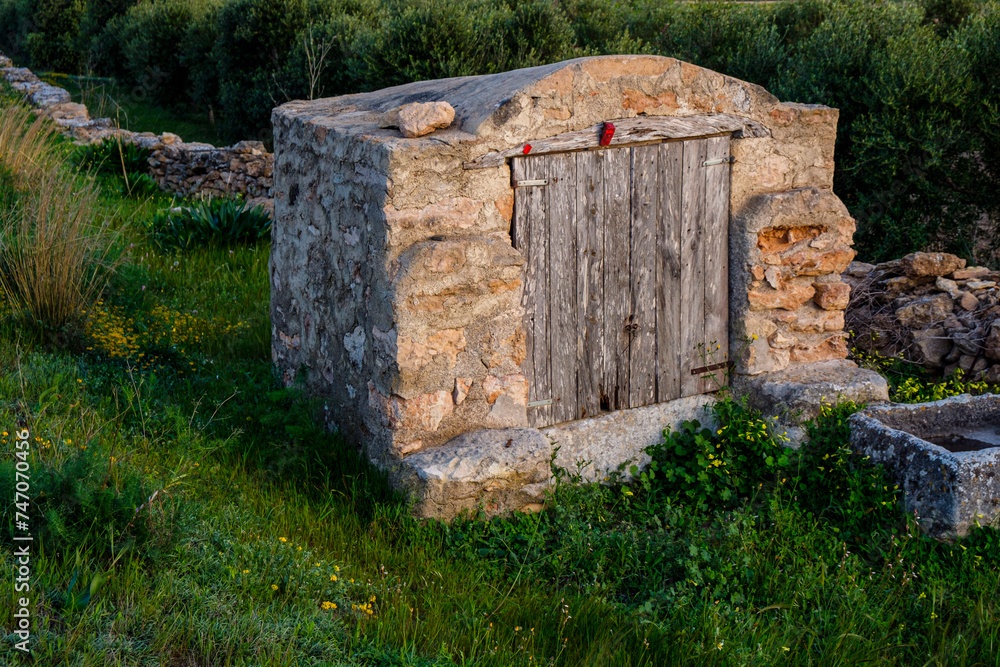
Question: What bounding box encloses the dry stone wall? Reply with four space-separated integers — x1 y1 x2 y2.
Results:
0 54 273 212
847 252 1000 381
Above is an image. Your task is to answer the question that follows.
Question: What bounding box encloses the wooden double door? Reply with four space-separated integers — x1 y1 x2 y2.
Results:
512 135 731 428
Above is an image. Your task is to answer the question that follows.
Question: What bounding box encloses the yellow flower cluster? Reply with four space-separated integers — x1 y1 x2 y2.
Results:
80 299 249 365
82 302 141 359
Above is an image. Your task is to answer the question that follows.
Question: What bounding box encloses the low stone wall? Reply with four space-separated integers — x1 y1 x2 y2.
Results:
847 252 1000 381
0 53 273 212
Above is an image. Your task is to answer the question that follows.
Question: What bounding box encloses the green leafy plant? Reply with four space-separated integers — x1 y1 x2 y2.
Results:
58 549 111 612
643 394 789 510
0 441 157 558
147 197 271 251
71 136 151 177
117 171 162 199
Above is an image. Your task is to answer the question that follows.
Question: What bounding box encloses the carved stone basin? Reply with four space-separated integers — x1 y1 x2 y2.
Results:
849 394 1000 539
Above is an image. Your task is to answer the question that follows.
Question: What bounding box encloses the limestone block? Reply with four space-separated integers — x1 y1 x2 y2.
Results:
813 281 850 310
401 428 552 519
913 327 951 367
397 329 467 372
895 293 954 328
902 252 965 278
481 373 528 405
748 282 815 311
960 291 980 311
953 267 991 280
985 320 1000 362
453 377 472 404
780 306 844 333
382 101 456 138
733 359 889 445
936 276 962 299
788 334 848 363
544 394 716 481
384 390 455 431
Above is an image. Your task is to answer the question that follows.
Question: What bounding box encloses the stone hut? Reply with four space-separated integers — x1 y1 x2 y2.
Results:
270 55 887 519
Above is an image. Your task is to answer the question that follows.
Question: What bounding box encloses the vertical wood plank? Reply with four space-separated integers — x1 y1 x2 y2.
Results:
518 156 552 428
603 146 632 411
679 138 708 398
629 144 657 408
702 135 731 393
576 150 604 419
547 152 578 425
512 158 533 420
655 141 684 402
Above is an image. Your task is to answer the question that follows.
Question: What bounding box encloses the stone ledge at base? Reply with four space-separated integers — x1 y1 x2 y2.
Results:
543 394 717 481
400 395 716 520
732 359 889 445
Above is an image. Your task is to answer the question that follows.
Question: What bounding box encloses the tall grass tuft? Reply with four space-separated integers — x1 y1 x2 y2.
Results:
0 102 117 329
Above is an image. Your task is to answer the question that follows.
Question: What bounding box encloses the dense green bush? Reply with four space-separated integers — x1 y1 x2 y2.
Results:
0 443 157 558
641 394 790 510
70 135 151 175
24 0 85 72
147 197 271 251
2 0 999 261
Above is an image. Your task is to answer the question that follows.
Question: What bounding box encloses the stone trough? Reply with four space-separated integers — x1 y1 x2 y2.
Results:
850 394 1000 539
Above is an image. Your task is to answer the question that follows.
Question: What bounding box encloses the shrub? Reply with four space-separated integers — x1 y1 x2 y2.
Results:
147 197 271 251
70 136 151 176
115 0 216 107
643 394 789 510
212 0 308 139
24 0 85 72
0 102 117 329
0 444 157 558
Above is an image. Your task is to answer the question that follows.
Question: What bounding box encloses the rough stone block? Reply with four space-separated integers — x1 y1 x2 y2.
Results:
733 359 889 445
401 428 552 519
850 395 1000 539
542 395 717 481
902 252 966 278
813 281 850 310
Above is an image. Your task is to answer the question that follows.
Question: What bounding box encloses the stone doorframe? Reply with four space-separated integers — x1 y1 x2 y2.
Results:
270 55 886 519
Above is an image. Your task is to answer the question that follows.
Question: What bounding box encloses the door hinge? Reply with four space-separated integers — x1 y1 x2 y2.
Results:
515 179 548 188
691 361 732 376
702 156 735 167
527 398 554 408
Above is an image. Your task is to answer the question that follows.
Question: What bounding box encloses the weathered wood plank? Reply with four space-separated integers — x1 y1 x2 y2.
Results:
518 156 552 428
603 146 632 411
655 141 684 403
701 135 731 393
576 150 605 419
512 157 534 421
629 144 658 408
464 114 763 169
547 152 578 425
679 138 708 398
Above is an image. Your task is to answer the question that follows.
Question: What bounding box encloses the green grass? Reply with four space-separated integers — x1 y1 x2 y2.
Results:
39 71 222 146
2 116 1000 665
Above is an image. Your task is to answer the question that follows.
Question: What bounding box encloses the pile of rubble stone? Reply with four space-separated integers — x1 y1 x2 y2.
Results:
846 251 1000 381
0 53 273 213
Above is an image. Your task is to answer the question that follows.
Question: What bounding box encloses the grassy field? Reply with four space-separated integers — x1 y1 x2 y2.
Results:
2 100 1000 666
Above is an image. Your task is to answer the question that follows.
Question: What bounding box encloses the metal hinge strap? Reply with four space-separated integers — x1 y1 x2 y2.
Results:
702 156 735 167
515 179 549 188
527 398 554 408
691 361 733 376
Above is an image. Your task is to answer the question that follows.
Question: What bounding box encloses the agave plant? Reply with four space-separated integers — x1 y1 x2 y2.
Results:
147 197 272 251
71 137 151 177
